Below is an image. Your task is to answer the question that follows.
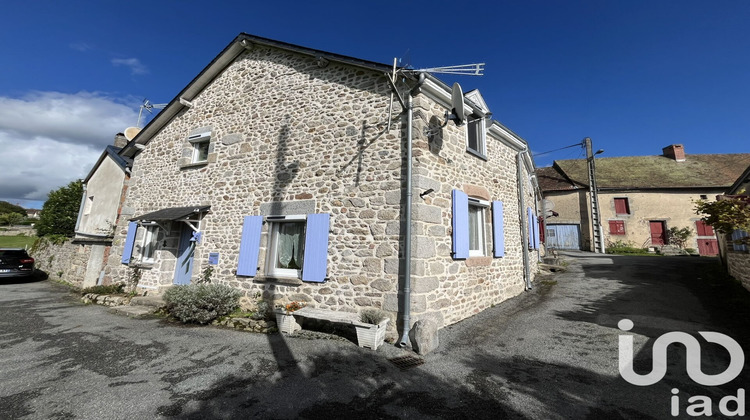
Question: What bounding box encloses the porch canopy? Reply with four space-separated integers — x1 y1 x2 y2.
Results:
131 206 210 222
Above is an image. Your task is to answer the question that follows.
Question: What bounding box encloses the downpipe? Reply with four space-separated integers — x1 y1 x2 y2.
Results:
398 92 414 347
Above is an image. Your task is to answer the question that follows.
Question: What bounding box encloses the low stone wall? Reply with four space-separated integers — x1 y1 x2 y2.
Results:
727 251 750 292
30 239 90 287
0 226 35 236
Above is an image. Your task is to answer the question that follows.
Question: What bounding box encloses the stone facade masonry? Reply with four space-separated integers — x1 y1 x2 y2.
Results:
104 44 539 332
727 250 750 292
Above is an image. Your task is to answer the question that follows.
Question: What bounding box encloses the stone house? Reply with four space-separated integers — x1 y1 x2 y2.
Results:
32 140 132 288
537 144 750 255
71 141 132 287
98 33 541 336
716 164 750 291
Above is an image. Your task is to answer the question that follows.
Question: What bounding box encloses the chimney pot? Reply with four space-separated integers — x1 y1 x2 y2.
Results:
662 144 686 162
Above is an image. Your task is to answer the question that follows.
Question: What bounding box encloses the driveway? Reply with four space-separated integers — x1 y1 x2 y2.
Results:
1 253 748 419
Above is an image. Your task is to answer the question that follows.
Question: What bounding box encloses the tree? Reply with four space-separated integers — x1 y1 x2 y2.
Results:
0 200 26 217
694 197 750 235
35 180 83 237
0 212 24 227
666 226 692 249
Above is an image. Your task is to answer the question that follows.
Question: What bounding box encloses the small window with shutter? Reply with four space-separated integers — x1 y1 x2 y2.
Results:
614 198 630 215
609 220 626 235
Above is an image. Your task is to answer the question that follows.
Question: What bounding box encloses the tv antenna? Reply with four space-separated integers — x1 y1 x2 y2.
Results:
412 63 485 76
137 99 167 127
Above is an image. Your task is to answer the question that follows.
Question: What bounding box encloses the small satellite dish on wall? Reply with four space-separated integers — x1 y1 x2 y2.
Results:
124 127 141 140
448 83 465 126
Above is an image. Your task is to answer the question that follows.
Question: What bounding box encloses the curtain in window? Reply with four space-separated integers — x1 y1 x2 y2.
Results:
277 222 304 269
468 206 480 251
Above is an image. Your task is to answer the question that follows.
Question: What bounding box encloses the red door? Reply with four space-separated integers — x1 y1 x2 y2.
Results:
649 221 666 245
697 239 719 256
695 221 718 256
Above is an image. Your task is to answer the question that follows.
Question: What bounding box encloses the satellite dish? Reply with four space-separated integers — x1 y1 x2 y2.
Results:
543 199 555 210
124 127 141 140
448 83 465 126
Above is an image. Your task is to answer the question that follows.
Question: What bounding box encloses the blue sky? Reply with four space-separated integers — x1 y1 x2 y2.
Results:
1 1 749 209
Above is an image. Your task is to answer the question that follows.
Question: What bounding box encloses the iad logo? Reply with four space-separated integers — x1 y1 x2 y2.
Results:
618 319 746 417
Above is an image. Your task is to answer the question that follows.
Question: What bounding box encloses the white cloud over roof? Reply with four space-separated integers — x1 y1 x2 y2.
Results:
0 91 138 201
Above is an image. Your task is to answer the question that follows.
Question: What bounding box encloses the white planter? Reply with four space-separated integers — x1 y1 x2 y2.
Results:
355 319 389 350
275 312 301 334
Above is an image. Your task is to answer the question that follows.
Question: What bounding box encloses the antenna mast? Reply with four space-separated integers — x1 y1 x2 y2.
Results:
137 99 168 127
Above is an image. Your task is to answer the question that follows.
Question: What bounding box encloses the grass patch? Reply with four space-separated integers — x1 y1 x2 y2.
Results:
81 284 125 295
0 235 37 249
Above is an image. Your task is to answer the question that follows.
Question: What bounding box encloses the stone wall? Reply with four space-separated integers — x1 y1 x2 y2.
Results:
104 44 536 332
30 238 108 288
727 251 750 291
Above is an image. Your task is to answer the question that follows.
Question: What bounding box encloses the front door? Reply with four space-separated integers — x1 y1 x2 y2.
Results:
174 226 195 285
649 221 666 245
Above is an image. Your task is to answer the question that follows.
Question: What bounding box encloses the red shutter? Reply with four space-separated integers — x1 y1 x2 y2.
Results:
695 220 714 237
609 220 625 235
614 198 629 215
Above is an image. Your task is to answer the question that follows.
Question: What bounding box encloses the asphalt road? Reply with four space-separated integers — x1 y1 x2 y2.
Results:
1 252 748 419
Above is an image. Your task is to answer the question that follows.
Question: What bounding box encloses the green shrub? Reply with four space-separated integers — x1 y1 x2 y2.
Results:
360 308 389 324
163 284 241 324
81 284 124 295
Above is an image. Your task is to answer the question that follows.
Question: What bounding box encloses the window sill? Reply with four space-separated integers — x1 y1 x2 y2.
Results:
180 161 208 170
252 276 303 286
465 256 492 267
465 148 488 161
128 262 154 269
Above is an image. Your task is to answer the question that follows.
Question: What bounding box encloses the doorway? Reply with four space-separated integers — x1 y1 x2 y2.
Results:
649 221 666 245
173 226 195 285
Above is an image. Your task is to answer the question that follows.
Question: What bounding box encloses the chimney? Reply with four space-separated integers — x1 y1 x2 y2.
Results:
114 133 128 148
662 144 685 162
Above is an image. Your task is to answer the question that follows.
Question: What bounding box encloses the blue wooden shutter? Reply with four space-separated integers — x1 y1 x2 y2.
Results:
492 201 505 258
527 207 535 249
121 221 138 264
302 213 330 282
237 216 263 276
452 189 469 259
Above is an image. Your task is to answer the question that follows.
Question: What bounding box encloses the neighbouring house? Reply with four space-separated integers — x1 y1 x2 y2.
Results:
716 165 750 291
537 144 750 255
91 33 541 338
69 137 132 287
25 209 41 219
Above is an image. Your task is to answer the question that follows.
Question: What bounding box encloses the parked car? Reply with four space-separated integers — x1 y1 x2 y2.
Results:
0 248 35 278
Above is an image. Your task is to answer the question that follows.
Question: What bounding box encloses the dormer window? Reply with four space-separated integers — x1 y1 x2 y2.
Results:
188 131 211 164
466 115 486 158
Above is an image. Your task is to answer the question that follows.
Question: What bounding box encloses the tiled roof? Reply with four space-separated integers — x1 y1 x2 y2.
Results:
537 153 750 191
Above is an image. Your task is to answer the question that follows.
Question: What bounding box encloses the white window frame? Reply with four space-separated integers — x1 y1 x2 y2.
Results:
265 214 307 278
466 115 486 157
188 131 211 164
140 224 159 264
468 198 490 257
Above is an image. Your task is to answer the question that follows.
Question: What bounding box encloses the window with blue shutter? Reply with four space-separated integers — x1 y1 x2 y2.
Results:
732 230 748 252
121 221 138 264
302 213 330 282
492 201 504 257
527 207 536 249
452 189 469 259
237 215 263 276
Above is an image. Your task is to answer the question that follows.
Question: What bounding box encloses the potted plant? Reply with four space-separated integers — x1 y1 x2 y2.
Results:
275 301 305 334
355 309 390 350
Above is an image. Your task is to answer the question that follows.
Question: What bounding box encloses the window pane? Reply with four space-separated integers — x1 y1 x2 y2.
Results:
194 141 209 162
468 206 481 251
275 222 305 269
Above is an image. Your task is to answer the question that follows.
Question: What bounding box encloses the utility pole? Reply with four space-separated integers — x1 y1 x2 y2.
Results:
585 137 605 253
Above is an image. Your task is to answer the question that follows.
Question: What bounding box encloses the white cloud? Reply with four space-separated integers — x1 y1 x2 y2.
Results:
0 91 138 201
111 58 149 75
69 42 93 52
